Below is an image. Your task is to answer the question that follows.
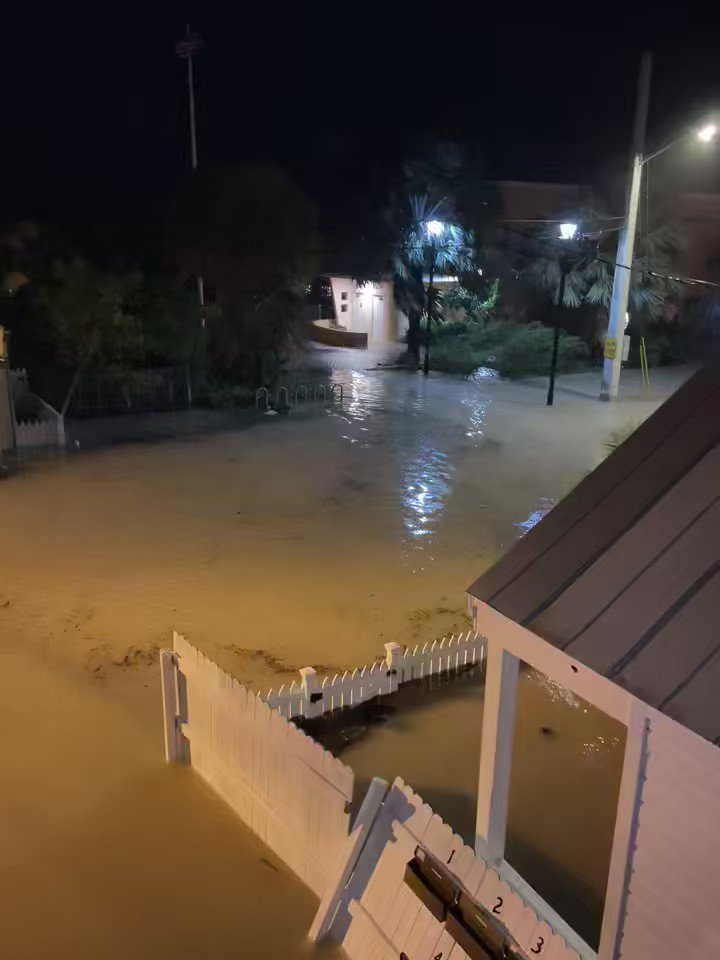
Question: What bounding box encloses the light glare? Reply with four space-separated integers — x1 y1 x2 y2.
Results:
559 222 578 240
426 220 445 236
697 123 717 143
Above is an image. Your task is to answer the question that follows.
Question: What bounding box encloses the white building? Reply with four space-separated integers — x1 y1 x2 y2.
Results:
311 275 405 347
467 363 720 959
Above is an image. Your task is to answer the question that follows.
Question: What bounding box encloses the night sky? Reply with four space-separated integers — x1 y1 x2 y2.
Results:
5 5 720 260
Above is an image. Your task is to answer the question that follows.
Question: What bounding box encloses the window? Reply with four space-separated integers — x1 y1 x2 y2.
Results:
341 292 348 301
341 304 348 312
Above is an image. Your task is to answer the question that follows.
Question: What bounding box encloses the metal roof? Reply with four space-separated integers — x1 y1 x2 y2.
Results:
467 364 720 744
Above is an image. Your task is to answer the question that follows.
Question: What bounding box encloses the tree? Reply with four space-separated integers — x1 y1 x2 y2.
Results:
393 194 475 366
174 166 319 384
522 212 685 321
42 259 144 413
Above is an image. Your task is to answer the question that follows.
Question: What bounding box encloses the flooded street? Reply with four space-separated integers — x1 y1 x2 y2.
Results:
0 348 688 957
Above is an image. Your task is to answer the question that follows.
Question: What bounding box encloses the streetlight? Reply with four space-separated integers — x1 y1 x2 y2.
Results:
600 101 718 400
547 223 579 407
422 220 445 375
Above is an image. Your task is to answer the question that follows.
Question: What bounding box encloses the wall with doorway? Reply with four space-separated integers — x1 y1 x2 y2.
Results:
328 276 399 343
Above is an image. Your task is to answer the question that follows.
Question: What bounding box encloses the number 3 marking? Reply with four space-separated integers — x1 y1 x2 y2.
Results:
531 935 545 954
492 896 503 914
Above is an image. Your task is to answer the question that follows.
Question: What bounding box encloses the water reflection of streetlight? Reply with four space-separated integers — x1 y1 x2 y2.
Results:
401 443 453 569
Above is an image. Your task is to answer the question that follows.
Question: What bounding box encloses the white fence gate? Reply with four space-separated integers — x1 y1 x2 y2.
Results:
163 633 354 897
329 778 583 960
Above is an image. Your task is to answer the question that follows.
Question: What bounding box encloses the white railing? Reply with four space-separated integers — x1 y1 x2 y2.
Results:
262 630 485 720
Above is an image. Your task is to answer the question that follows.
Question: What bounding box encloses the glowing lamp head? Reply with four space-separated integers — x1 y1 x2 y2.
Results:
426 219 445 237
697 123 718 143
559 222 578 240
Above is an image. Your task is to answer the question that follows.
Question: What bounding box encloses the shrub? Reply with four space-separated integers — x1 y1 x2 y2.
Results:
203 382 257 408
430 322 591 378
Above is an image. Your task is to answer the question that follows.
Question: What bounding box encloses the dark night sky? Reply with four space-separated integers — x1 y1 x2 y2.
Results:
5 5 720 259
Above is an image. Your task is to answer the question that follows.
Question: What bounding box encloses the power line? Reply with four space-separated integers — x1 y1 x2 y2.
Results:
596 256 720 290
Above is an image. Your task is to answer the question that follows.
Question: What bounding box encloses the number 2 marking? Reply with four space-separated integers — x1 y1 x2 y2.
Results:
531 935 545 954
492 896 503 914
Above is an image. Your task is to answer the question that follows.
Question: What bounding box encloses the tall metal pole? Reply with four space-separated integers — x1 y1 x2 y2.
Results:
546 263 567 406
600 52 652 400
178 24 206 317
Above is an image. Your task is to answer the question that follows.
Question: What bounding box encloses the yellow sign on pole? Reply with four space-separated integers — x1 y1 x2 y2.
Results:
604 337 617 360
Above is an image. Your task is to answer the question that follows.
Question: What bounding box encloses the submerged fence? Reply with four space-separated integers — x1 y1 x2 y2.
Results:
262 630 485 721
161 633 586 960
162 633 354 897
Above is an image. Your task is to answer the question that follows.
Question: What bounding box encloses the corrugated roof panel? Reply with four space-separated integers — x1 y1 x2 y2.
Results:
529 447 720 647
614 571 720 709
661 646 720 744
467 367 720 610
565 499 720 674
491 392 720 625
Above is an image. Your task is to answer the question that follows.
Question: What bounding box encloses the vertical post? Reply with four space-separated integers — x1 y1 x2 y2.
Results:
186 28 199 172
299 666 322 718
384 642 404 684
423 259 435 376
546 264 567 406
160 650 181 763
601 52 652 401
475 637 519 861
598 702 649 960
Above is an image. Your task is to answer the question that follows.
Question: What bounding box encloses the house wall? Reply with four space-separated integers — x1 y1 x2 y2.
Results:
471 600 720 960
618 708 720 959
328 277 400 343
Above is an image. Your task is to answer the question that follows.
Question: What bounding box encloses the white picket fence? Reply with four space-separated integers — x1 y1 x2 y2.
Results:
263 630 485 721
163 632 354 897
333 777 586 960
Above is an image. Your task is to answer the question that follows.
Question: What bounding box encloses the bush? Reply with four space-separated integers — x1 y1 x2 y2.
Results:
203 382 257 408
430 322 591 378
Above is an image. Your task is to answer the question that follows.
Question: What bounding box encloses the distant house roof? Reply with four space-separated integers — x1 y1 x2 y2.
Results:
468 364 720 744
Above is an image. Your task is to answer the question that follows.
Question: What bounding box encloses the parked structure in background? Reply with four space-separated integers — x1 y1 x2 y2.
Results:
309 275 405 348
468 363 720 959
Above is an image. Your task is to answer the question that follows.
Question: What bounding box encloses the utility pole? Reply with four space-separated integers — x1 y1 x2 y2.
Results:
600 52 652 400
176 25 206 318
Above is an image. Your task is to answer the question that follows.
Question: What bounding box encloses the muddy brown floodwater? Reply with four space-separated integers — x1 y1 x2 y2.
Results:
0 350 690 957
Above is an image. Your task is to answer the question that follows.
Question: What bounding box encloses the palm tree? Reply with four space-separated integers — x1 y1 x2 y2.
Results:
522 211 684 319
393 194 474 368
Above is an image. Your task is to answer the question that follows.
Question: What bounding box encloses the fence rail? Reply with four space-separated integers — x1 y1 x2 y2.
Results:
263 631 485 721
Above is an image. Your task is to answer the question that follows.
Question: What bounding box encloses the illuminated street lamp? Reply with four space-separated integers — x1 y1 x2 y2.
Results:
547 223 580 407
426 219 445 237
601 80 718 399
697 123 718 143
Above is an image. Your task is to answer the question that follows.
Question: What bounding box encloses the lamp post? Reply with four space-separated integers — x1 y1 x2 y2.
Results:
175 25 206 320
600 59 718 399
423 220 445 376
546 223 578 407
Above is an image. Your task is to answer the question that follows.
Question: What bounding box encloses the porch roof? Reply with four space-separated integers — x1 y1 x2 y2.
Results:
467 362 720 744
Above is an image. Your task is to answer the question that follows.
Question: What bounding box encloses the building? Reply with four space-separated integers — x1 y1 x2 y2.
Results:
309 274 405 348
467 363 720 959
